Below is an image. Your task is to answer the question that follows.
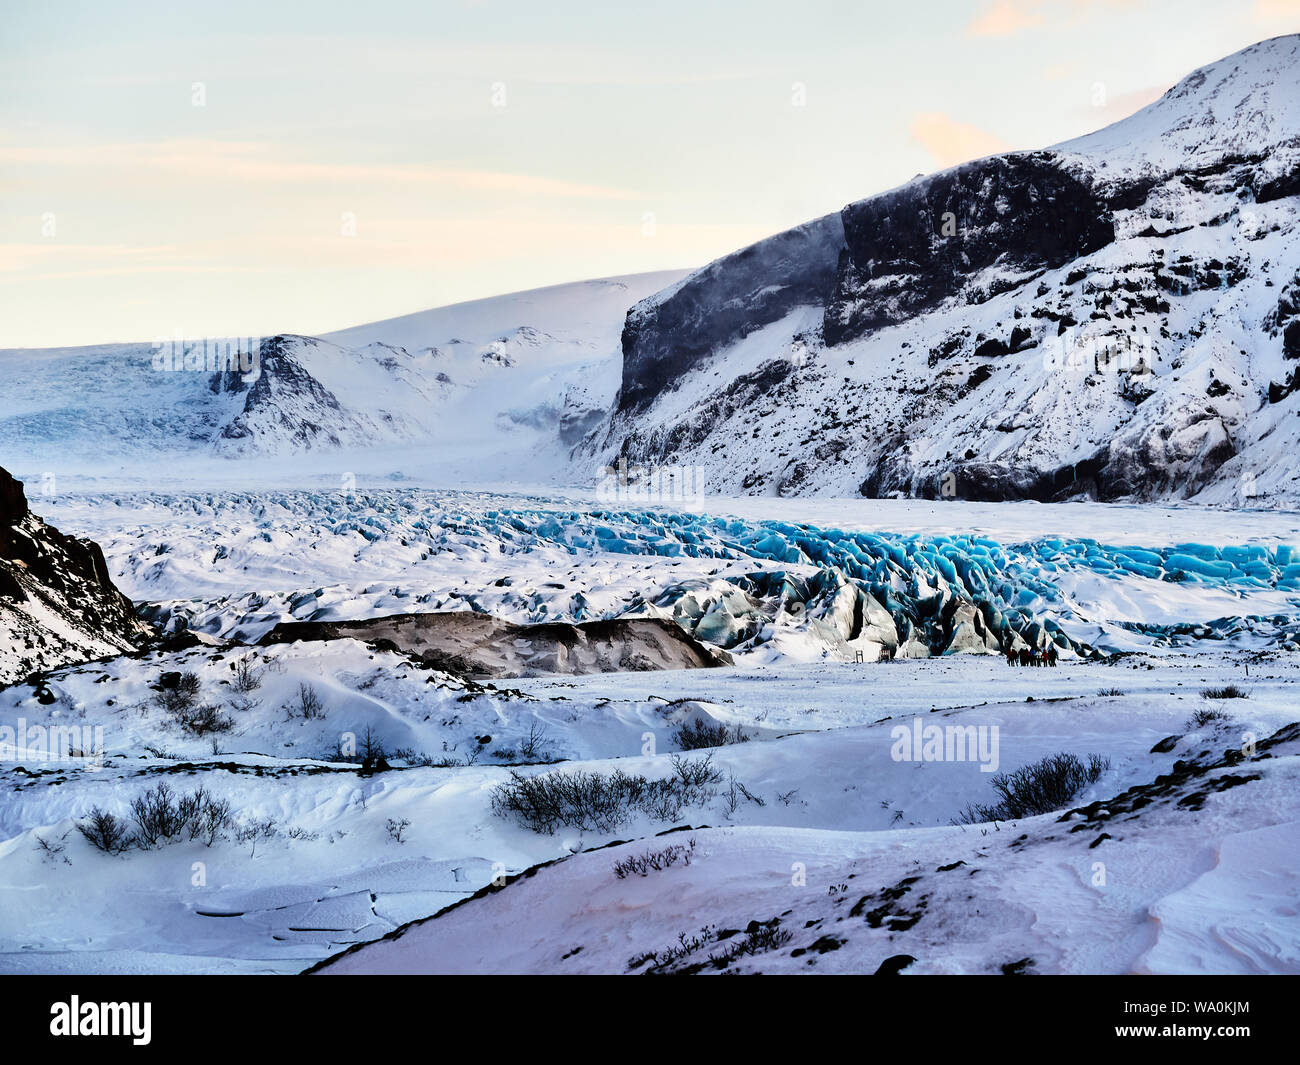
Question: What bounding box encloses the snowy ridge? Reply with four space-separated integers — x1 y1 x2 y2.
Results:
315 718 1300 975
1056 35 1300 181
0 271 685 485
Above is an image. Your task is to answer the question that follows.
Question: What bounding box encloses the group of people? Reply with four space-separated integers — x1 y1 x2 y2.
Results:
1007 644 1059 667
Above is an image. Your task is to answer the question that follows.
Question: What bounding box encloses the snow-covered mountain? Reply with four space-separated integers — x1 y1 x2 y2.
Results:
593 36 1300 506
0 272 684 488
4 40 1298 508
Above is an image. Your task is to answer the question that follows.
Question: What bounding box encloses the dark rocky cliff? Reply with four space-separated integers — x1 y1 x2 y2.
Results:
1 466 148 683
824 152 1116 345
616 213 845 412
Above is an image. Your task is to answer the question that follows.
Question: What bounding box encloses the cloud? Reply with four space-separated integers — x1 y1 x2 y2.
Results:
966 0 1141 38
967 0 1046 37
1254 0 1300 20
909 112 1010 169
1084 83 1172 124
0 139 641 202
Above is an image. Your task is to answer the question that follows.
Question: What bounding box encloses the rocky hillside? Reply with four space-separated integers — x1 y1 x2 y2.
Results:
0 467 149 684
594 35 1300 506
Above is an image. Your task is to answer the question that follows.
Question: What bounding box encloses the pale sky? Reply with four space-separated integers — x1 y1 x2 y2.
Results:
2 0 1298 348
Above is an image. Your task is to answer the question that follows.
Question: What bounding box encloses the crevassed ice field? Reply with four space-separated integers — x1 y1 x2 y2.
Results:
2 487 1298 974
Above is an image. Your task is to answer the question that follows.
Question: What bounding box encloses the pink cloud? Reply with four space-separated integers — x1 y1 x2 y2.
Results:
968 0 1046 37
0 139 641 202
909 112 1011 169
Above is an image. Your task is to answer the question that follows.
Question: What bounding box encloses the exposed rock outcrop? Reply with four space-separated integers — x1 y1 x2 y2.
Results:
617 214 845 412
260 610 732 678
824 152 1115 345
0 467 150 684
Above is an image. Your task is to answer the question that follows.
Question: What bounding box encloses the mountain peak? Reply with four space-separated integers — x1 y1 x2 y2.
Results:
1057 34 1300 178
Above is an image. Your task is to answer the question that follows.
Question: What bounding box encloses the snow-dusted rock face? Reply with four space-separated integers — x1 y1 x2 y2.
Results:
599 35 1300 506
617 214 845 412
825 152 1115 345
0 467 149 684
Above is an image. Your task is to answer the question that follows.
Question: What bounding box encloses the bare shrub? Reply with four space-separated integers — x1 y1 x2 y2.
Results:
35 832 69 863
284 683 326 721
179 787 234 846
1201 685 1248 700
630 927 716 970
674 719 749 751
957 752 1110 824
518 721 551 760
393 746 435 767
1189 707 1232 729
722 772 766 816
76 807 132 854
130 782 188 847
386 817 411 843
153 672 198 716
232 657 263 693
153 671 233 735
613 838 696 879
126 783 233 849
708 923 792 965
491 755 724 834
175 703 234 737
359 725 386 761
234 816 279 855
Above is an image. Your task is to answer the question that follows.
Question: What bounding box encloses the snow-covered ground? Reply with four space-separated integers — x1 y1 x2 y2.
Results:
0 490 1297 974
2 641 1296 974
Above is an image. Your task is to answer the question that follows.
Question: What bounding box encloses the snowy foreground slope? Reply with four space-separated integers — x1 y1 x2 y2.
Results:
596 36 1300 507
317 718 1300 976
0 490 1297 974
